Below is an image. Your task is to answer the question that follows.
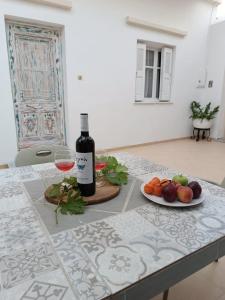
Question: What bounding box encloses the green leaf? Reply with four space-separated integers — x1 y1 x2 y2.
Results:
106 172 128 186
63 176 78 189
48 184 61 198
190 101 219 120
99 156 128 186
59 191 86 215
47 177 86 224
115 164 128 173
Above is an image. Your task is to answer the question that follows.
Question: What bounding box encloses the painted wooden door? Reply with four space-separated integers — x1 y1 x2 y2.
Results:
6 21 66 149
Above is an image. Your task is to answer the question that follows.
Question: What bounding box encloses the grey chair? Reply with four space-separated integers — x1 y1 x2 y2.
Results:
15 144 70 167
220 177 225 189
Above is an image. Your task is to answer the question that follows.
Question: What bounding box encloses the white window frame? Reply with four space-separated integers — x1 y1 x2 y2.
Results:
135 41 173 103
144 48 161 101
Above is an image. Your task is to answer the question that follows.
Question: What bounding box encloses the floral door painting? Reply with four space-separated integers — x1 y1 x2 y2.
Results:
6 21 66 149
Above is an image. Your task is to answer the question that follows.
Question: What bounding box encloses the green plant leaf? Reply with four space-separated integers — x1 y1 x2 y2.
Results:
115 164 128 173
99 156 128 186
48 184 61 198
190 101 219 120
58 190 86 215
106 172 128 185
63 176 78 189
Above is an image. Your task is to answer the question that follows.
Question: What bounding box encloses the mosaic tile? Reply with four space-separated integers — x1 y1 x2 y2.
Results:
98 210 187 275
0 207 47 256
21 281 68 300
136 195 224 252
37 168 62 178
95 244 147 291
73 220 123 257
0 242 59 289
72 221 149 293
0 182 31 213
0 182 24 199
129 230 187 274
32 163 56 171
106 210 154 242
52 230 111 300
113 152 168 175
1 269 77 300
0 166 40 183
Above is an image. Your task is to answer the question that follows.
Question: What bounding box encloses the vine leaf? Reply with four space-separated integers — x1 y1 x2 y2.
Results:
100 156 128 185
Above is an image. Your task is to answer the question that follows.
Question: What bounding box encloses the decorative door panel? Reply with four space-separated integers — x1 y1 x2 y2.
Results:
21 112 39 138
6 21 66 149
42 111 58 136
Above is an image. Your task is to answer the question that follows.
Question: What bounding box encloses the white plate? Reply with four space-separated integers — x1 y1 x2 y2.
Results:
140 182 205 208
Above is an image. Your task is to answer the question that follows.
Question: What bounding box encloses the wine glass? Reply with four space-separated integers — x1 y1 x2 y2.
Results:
95 150 108 187
55 150 76 174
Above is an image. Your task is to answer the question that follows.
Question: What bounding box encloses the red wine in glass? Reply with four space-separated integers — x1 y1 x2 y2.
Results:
55 150 75 173
95 162 107 171
55 161 75 172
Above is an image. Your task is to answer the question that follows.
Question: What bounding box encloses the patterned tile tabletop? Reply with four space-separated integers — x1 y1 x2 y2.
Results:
0 153 225 300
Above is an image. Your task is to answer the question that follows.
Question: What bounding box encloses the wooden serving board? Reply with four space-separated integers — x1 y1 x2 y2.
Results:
45 182 120 205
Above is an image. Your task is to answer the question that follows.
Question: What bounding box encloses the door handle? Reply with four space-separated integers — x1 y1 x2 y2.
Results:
36 150 52 157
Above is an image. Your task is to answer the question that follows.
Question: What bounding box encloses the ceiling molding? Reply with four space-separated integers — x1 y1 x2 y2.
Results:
126 16 187 37
23 0 72 10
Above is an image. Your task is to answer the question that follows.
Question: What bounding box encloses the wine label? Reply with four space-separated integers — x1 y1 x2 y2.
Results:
76 152 93 184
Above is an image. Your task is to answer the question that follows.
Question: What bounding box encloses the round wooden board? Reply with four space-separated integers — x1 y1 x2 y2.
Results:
45 183 120 205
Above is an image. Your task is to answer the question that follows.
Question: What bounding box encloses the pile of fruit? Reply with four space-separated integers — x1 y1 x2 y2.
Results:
144 174 202 203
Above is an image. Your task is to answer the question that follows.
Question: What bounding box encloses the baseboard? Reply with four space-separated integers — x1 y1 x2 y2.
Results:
99 136 189 153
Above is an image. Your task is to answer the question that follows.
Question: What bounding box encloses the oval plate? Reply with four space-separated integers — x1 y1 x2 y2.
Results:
140 182 205 208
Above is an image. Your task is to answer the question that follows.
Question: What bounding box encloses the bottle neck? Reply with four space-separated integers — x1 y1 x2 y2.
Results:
80 114 89 135
80 114 89 137
81 131 89 137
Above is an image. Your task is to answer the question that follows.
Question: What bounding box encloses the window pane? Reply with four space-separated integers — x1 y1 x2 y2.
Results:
144 68 153 98
146 50 154 66
158 51 161 67
156 69 161 98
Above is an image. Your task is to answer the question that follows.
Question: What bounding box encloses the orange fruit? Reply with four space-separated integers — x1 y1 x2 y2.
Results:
150 177 160 185
153 184 162 196
144 184 154 194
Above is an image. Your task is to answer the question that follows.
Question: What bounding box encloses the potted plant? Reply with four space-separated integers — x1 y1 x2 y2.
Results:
190 101 219 129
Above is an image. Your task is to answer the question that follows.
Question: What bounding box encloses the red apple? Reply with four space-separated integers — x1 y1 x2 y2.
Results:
172 181 182 191
177 186 193 203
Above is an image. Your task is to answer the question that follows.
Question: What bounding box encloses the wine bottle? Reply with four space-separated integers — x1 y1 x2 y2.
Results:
76 113 96 196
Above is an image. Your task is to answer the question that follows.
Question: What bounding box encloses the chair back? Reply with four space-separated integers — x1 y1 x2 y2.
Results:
221 177 225 189
15 144 70 167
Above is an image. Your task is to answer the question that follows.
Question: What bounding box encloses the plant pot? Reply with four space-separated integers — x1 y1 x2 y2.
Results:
193 119 212 129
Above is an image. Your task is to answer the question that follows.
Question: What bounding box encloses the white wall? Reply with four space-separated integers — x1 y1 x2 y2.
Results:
211 0 225 24
0 0 213 164
202 20 225 138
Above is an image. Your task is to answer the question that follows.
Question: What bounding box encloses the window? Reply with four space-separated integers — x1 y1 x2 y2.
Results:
135 41 173 102
144 49 161 99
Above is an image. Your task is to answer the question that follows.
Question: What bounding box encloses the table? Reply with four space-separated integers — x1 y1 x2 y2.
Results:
0 153 225 300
